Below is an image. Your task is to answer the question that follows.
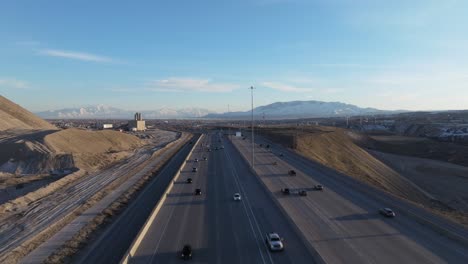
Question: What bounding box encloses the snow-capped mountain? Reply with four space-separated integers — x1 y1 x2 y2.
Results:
36 105 216 119
204 100 404 119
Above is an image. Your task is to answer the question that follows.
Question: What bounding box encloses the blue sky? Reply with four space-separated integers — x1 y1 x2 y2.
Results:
1 0 467 113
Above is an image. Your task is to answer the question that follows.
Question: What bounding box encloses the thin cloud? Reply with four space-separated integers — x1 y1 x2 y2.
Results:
15 41 41 46
38 49 114 63
261 81 314 92
146 78 240 93
0 78 30 89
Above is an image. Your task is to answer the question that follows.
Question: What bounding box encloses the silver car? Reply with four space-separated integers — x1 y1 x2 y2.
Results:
265 233 284 251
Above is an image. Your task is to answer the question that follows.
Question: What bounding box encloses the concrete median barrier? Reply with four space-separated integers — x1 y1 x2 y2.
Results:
120 134 203 264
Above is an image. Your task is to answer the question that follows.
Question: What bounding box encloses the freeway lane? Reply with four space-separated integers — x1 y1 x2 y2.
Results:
129 132 314 264
231 135 468 264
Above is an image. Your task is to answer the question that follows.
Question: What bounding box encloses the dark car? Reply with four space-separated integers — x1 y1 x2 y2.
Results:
314 184 324 191
192 167 197 172
194 158 198 162
259 143 263 147
203 156 207 161
379 208 396 217
195 188 202 195
186 178 193 184
281 188 290 194
181 244 192 260
299 190 307 196
279 153 284 157
288 170 296 176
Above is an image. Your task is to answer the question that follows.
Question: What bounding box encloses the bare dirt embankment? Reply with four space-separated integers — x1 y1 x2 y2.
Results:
44 128 142 171
0 95 57 131
258 126 468 227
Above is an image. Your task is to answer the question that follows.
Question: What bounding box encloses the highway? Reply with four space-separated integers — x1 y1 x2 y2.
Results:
232 134 468 264
128 132 314 264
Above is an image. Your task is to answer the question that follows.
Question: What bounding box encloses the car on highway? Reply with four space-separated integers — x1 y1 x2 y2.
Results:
181 244 192 260
299 190 307 196
195 188 202 195
259 143 263 147
281 188 290 195
379 208 396 217
265 232 284 251
194 158 198 162
314 184 324 191
220 146 224 149
192 167 197 172
288 170 296 176
203 156 207 161
186 178 193 184
273 161 277 165
233 193 241 201
279 153 284 157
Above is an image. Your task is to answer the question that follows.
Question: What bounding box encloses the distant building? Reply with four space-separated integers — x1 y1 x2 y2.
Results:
100 123 113 129
128 112 146 131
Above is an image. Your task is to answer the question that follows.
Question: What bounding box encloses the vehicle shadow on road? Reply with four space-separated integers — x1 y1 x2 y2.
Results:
332 213 381 221
166 192 196 197
128 247 210 263
173 181 192 185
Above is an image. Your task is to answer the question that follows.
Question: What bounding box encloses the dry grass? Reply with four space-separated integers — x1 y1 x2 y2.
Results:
0 95 57 131
44 128 142 172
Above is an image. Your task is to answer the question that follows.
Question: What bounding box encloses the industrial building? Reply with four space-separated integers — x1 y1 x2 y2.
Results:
128 112 146 131
99 123 113 129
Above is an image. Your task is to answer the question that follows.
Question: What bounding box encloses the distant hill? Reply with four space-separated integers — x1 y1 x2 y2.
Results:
36 105 216 119
0 95 57 131
205 100 405 119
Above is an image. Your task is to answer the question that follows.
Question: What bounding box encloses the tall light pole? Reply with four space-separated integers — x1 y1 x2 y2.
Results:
250 86 255 168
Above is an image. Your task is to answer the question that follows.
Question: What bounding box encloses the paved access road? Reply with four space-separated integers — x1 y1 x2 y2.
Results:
129 132 314 264
232 134 468 264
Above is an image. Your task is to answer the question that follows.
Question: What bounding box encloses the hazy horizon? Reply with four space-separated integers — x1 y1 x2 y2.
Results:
1 0 467 112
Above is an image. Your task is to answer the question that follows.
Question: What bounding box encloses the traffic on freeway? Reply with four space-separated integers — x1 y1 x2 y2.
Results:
232 134 468 264
126 132 314 264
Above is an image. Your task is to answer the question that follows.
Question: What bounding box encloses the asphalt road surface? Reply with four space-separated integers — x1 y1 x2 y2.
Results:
231 134 468 264
129 132 314 264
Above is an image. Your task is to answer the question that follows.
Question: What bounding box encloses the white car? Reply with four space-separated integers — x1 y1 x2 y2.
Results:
265 233 284 251
233 193 241 201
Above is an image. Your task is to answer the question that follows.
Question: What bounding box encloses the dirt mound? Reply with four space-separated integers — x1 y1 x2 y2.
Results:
44 128 142 171
357 134 468 167
0 95 57 131
293 127 430 204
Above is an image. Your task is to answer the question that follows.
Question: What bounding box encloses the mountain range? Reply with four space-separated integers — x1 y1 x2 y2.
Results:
204 100 405 119
35 101 405 119
36 105 216 119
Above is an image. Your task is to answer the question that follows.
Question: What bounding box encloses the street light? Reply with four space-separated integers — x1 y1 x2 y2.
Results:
250 86 255 168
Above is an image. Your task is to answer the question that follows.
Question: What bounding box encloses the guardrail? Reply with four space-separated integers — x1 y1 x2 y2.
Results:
120 134 203 264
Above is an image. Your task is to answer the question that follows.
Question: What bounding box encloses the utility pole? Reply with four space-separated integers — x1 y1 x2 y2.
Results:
250 86 255 168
